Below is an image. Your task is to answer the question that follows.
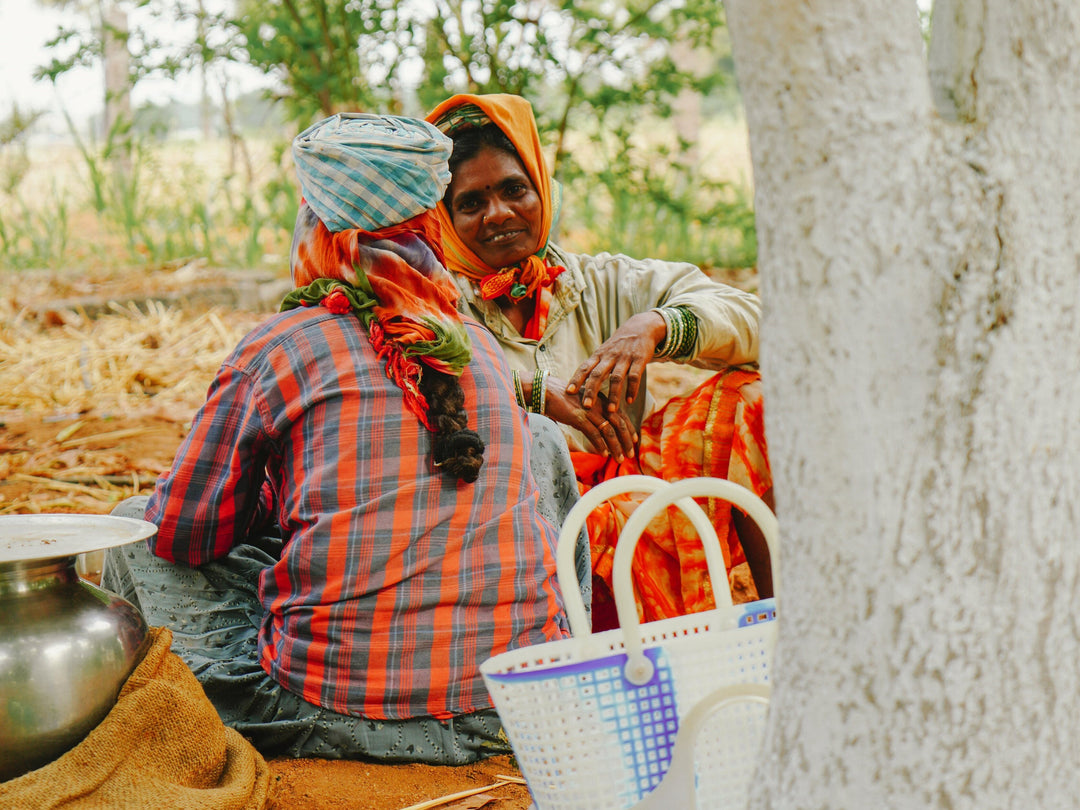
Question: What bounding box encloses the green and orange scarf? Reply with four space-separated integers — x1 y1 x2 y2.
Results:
283 204 472 430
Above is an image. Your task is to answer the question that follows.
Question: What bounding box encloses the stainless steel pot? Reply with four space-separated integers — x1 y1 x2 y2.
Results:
0 514 157 782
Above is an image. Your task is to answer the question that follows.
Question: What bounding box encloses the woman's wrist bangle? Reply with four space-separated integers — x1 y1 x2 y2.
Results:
652 306 697 361
675 306 697 358
537 371 548 415
652 307 678 359
652 307 669 358
512 370 527 409
530 369 548 414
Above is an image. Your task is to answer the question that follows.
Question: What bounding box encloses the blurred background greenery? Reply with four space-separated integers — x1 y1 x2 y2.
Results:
2 0 757 279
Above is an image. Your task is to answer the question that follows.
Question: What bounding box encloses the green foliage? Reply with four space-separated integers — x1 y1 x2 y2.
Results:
258 142 302 244
415 1 732 161
24 0 757 276
35 1 215 89
75 136 295 268
232 0 409 121
0 103 66 269
560 114 756 270
0 185 71 270
0 104 43 196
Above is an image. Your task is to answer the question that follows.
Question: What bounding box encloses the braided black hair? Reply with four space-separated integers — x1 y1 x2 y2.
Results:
416 122 520 483
418 366 485 483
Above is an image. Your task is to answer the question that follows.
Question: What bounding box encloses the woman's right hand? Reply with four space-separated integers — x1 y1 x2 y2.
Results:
541 376 637 461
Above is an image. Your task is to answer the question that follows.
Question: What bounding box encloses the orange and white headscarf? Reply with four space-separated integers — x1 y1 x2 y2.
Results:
426 94 564 339
285 113 473 431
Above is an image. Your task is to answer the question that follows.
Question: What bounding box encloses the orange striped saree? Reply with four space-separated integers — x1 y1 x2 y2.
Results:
573 368 770 629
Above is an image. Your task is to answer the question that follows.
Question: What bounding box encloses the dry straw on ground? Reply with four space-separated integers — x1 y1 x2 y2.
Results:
0 275 267 514
0 294 265 418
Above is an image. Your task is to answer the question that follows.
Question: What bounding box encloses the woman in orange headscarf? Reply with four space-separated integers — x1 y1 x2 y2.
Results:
426 94 774 629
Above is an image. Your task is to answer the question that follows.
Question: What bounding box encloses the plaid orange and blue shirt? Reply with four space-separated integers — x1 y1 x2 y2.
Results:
145 305 569 720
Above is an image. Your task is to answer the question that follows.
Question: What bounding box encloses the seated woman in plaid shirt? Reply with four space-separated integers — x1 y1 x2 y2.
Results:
102 114 574 764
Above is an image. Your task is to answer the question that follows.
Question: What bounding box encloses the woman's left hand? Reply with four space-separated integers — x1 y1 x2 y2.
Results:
543 376 637 460
566 311 668 413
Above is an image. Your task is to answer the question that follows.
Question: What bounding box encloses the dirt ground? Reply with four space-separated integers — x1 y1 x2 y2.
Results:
263 755 533 810
0 265 749 809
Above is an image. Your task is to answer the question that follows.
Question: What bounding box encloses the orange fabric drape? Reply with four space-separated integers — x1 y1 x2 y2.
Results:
575 369 770 629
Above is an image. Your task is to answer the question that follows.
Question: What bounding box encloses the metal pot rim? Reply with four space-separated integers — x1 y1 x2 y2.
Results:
0 514 158 564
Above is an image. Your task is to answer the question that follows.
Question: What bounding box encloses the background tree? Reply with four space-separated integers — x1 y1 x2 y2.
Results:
228 0 748 262
35 0 132 140
231 0 410 121
724 0 1080 805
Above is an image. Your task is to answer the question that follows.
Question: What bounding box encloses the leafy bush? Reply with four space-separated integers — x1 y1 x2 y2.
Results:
559 114 756 270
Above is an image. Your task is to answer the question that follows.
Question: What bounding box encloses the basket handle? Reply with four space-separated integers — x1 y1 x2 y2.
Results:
555 475 730 638
614 477 780 685
628 683 772 810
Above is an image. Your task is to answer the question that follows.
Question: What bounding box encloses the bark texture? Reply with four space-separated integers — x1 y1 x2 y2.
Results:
724 0 1080 806
102 3 131 139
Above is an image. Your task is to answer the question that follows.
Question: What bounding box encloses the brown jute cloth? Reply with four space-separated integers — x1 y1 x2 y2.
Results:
0 627 270 809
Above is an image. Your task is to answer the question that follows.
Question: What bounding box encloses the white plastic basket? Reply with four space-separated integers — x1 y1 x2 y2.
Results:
481 476 780 810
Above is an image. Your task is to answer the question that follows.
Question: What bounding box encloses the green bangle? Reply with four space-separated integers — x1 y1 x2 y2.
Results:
652 307 678 359
512 370 527 409
537 370 548 415
530 369 547 414
677 307 698 358
671 306 694 358
653 306 697 360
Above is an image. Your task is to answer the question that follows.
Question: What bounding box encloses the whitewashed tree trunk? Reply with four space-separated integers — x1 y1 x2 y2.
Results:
723 0 1080 806
101 2 130 139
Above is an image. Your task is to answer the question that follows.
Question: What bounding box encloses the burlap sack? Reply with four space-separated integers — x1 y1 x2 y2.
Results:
0 627 269 809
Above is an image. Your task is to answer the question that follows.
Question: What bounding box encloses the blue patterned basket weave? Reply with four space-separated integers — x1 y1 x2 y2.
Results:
480 477 780 810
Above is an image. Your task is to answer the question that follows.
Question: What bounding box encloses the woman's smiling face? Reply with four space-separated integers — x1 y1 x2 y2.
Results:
446 145 543 270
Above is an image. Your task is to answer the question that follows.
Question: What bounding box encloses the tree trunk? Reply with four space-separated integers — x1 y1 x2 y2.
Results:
197 0 213 141
102 2 131 140
723 0 1080 806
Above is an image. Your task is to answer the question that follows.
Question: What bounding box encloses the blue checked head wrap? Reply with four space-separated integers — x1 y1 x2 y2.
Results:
292 113 453 232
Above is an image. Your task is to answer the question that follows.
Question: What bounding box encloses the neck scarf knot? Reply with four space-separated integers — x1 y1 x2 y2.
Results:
479 253 563 302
